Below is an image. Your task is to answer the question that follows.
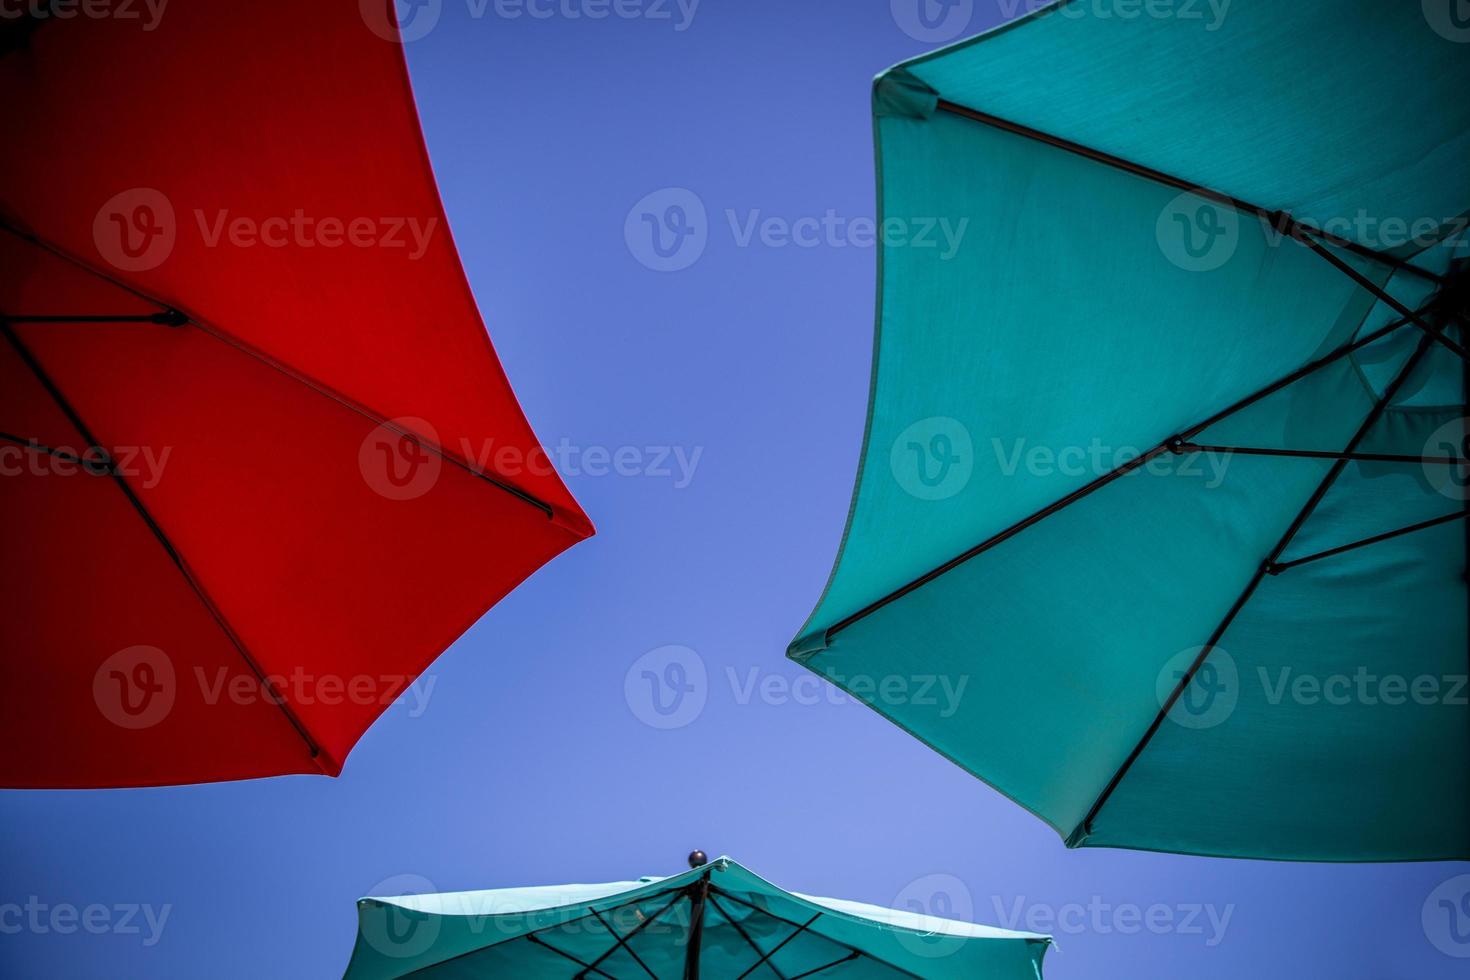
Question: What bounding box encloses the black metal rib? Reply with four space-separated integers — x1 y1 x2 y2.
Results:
1290 231 1470 364
822 309 1423 643
933 99 1444 285
1177 443 1464 466
5 311 188 326
1072 332 1437 844
1269 511 1468 575
786 952 861 979
575 889 689 980
709 889 922 980
1 320 326 767
587 905 659 980
0 220 561 523
391 883 687 980
733 912 822 980
706 892 787 980
526 935 618 979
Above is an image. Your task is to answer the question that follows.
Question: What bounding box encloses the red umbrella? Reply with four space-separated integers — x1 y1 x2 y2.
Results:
0 5 593 787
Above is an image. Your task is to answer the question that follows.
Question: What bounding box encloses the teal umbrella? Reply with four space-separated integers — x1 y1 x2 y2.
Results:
343 855 1051 978
790 2 1470 861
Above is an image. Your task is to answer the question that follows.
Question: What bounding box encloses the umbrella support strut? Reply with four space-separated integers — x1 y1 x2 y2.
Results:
3 311 189 326
1071 334 1437 846
0 319 330 772
819 303 1433 646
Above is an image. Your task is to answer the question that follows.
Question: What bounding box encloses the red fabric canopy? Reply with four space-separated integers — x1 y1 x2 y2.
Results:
0 5 593 786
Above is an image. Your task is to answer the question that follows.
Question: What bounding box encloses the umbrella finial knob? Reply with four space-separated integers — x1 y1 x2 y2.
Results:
687 850 708 869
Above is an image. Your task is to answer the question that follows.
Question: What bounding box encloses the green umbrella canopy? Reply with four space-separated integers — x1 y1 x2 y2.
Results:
343 857 1051 979
790 1 1470 862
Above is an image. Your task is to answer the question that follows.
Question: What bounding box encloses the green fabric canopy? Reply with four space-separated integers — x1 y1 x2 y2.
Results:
342 857 1051 978
790 1 1470 862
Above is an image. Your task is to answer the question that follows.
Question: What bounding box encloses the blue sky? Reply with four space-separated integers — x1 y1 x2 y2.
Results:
3 2 1467 977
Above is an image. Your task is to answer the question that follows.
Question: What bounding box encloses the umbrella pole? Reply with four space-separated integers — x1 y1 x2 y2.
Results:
683 873 709 980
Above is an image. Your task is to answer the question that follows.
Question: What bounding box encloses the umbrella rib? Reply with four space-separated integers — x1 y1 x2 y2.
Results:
1288 230 1470 366
525 934 620 979
1175 443 1465 467
577 888 690 980
1071 332 1437 845
932 99 1445 286
709 888 923 980
785 951 860 979
1268 510 1468 575
705 892 788 980
0 220 564 524
820 309 1423 644
388 883 687 979
0 320 329 769
732 911 822 980
587 905 660 980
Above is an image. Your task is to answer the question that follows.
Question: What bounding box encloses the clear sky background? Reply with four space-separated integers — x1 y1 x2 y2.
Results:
3 2 1467 978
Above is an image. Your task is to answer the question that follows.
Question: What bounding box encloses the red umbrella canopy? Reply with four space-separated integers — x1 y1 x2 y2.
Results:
0 5 593 787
